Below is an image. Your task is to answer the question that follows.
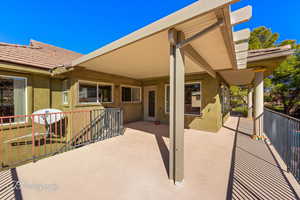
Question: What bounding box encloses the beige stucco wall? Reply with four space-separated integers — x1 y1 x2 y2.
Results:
66 69 143 123
32 75 51 111
142 73 224 132
0 63 65 115
0 63 227 132
50 78 64 111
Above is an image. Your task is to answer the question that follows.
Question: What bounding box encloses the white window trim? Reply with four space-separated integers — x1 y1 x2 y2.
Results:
0 74 28 124
62 79 69 105
78 80 114 104
62 91 69 105
120 85 142 103
164 81 202 116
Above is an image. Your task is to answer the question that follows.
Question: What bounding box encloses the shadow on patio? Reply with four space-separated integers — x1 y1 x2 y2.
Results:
225 117 300 200
125 122 170 177
0 168 23 200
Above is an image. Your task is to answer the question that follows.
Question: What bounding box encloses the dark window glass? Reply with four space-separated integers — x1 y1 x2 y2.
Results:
185 83 201 115
0 76 26 122
98 85 112 103
122 87 132 102
79 83 97 103
166 83 201 115
166 86 170 113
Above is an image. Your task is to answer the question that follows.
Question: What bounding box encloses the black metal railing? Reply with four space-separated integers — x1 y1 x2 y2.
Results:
264 108 300 183
0 108 124 170
66 108 124 149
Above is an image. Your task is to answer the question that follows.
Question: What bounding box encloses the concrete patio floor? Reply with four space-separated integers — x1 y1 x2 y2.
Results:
1 117 300 200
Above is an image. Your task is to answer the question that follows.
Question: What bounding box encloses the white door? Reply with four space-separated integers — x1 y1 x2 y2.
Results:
144 86 157 121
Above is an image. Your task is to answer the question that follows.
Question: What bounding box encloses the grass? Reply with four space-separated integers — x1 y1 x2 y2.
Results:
231 106 248 117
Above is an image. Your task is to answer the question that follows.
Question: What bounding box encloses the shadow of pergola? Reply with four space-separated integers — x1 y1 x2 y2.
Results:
125 122 170 177
226 117 299 200
0 168 23 200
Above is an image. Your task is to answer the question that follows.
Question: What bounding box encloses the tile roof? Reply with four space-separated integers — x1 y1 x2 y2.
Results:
0 40 83 70
247 45 293 62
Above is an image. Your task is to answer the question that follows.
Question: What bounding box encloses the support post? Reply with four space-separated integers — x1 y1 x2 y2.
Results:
247 87 253 119
169 29 185 184
253 70 265 140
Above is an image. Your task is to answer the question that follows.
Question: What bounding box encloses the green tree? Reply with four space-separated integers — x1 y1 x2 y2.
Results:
230 86 248 116
249 26 279 50
249 27 300 116
270 47 300 114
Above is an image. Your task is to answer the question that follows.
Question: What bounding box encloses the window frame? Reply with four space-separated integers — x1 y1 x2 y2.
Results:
0 74 28 123
77 80 114 104
62 79 69 105
120 85 142 103
164 81 202 116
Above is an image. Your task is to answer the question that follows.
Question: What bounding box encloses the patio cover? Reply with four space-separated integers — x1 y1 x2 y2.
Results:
71 0 252 79
71 0 253 184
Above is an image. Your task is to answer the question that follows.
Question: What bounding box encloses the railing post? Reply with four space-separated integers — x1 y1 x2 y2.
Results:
31 115 35 162
89 110 92 142
286 118 290 172
121 109 124 135
0 118 3 169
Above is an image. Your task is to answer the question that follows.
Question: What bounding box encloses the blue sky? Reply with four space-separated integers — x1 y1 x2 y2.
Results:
0 0 299 54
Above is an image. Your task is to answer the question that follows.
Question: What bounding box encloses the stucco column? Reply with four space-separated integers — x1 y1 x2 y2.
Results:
253 70 265 139
169 29 185 184
247 87 253 119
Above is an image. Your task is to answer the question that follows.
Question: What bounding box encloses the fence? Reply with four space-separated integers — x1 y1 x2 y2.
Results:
0 108 123 170
264 108 300 183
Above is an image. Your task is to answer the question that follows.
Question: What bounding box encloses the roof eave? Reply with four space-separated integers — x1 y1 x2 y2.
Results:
247 49 295 63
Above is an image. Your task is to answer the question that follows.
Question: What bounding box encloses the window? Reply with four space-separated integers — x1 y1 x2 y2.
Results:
0 75 26 122
62 79 69 104
98 85 112 103
132 88 141 102
78 82 113 104
121 86 141 103
79 83 97 103
165 82 201 115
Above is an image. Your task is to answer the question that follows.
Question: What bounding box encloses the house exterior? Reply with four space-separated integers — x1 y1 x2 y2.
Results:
0 0 294 184
0 39 234 132
0 40 291 134
0 40 231 132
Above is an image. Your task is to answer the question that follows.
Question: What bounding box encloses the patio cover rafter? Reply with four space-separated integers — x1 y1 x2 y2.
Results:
214 5 251 71
182 44 217 78
233 29 250 43
235 42 249 69
230 5 252 26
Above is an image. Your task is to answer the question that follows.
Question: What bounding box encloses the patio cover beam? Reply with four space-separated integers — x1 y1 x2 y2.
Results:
176 19 224 49
182 44 217 78
169 29 185 185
